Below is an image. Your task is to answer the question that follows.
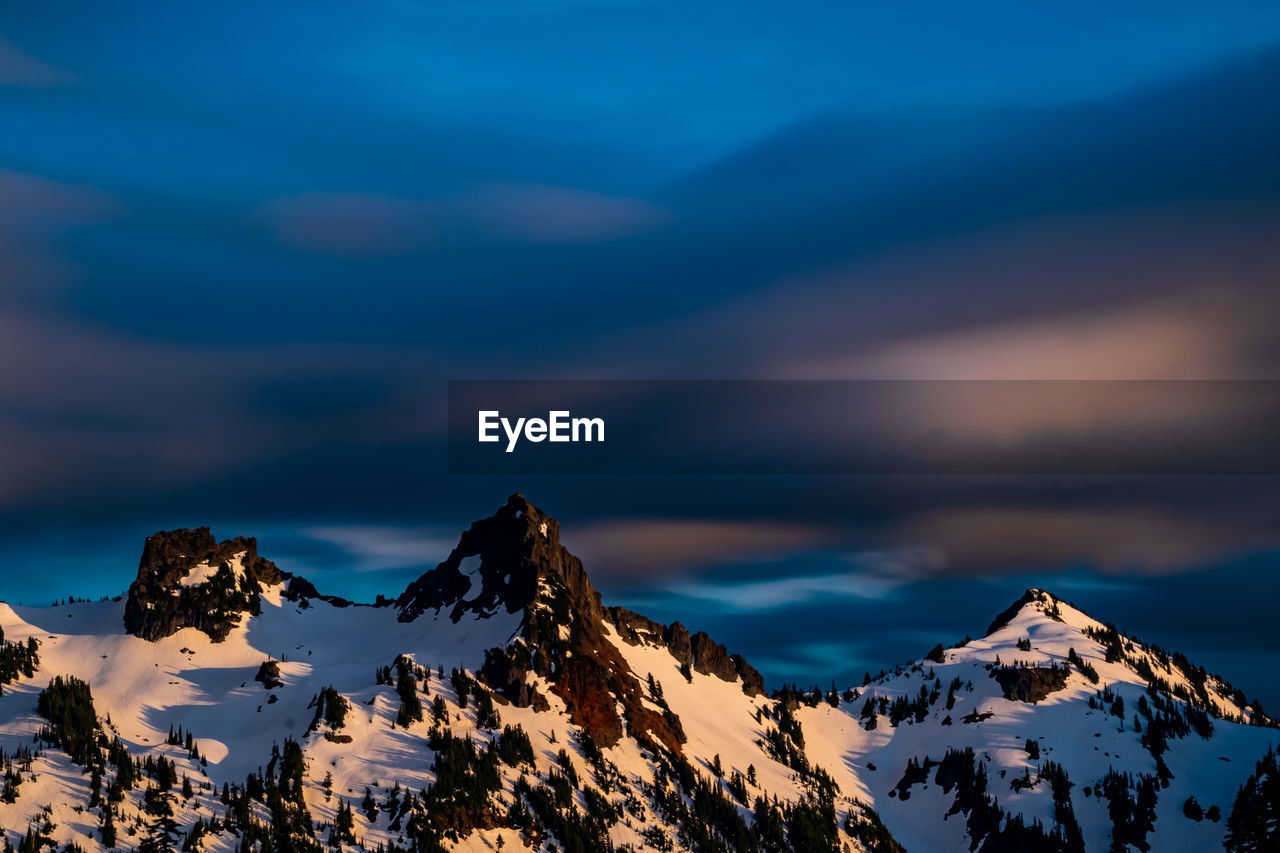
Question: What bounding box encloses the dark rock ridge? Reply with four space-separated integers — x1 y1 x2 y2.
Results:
123 527 339 642
608 607 765 696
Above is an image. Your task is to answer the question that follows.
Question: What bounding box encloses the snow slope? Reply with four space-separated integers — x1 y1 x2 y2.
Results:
794 590 1277 852
0 502 1273 853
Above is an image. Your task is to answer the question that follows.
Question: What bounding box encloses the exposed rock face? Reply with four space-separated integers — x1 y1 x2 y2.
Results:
396 494 601 624
136 527 225 578
607 607 668 646
397 494 760 751
607 608 764 697
690 631 736 680
123 527 339 641
731 654 766 696
664 622 693 666
283 576 353 609
124 528 286 642
403 495 663 748
991 664 1071 703
479 647 551 712
254 659 284 689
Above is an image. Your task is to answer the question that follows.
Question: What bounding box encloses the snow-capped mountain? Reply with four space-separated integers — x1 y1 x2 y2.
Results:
0 495 1274 853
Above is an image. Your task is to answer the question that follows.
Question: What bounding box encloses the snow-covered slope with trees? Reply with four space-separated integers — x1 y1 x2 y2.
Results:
0 495 1273 853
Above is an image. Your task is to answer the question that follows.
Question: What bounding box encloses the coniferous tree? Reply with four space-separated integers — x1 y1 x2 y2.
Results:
394 657 423 726
1225 746 1280 852
36 675 98 765
100 807 116 849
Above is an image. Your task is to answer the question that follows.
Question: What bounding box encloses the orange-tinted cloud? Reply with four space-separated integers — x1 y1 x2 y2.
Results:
889 505 1278 575
564 518 831 580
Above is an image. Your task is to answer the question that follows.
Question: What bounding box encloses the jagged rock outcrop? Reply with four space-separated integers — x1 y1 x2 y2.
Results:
665 622 693 665
124 528 286 642
607 607 668 644
282 575 353 609
123 527 341 641
731 653 766 696
396 494 600 624
990 664 1070 703
607 607 764 696
690 630 736 680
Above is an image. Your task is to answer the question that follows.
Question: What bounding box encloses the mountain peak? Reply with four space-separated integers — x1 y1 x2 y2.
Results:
392 495 767 751
939 585 1276 730
394 493 596 624
123 527 288 641
983 586 1059 636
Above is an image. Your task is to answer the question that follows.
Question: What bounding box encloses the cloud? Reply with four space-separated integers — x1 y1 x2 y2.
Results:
669 571 895 612
0 39 76 88
634 546 944 613
259 194 438 257
259 184 665 256
294 525 458 573
0 169 117 223
563 518 830 580
1 47 1277 590
463 183 666 243
889 505 1280 575
799 295 1266 381
589 202 1280 381
0 302 451 515
0 168 121 299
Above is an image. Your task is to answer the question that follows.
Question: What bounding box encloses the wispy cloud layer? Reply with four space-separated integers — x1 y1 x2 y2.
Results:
259 184 665 256
295 525 457 573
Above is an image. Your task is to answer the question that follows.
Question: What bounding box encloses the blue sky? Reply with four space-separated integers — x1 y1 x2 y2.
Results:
1 2 1279 707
